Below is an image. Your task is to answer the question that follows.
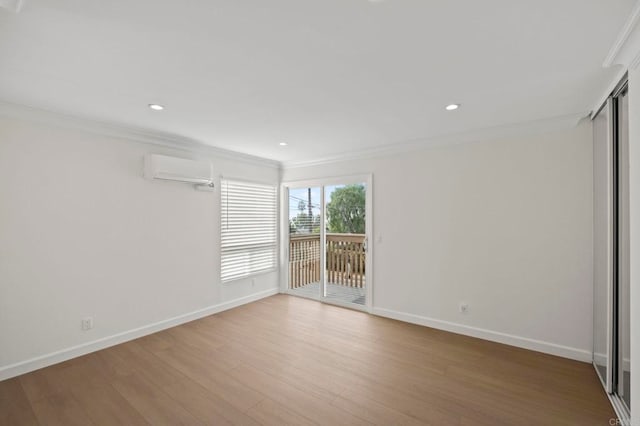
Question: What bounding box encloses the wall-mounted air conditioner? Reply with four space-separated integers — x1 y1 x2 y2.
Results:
144 154 214 190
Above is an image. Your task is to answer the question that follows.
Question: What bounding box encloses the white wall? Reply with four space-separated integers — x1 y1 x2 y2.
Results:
0 108 599 379
0 114 279 377
283 122 594 359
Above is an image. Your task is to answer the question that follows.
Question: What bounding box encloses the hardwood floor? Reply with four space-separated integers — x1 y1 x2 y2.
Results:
0 295 615 425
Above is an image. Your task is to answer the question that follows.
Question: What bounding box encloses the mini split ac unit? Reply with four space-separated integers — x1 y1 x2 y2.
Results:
144 154 214 190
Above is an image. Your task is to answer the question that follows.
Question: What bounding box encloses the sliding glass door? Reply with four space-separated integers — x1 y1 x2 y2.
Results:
324 183 367 305
593 98 612 390
616 87 631 411
284 176 372 310
287 186 322 296
592 78 631 419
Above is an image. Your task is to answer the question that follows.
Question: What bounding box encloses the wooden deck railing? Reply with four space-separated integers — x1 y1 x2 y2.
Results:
289 233 365 289
289 234 321 289
326 233 366 288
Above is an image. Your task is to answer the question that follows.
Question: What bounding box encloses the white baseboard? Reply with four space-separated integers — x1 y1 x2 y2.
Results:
0 288 279 381
372 307 592 362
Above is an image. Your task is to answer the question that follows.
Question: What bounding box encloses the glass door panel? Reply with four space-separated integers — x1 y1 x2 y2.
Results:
592 82 631 421
617 88 631 410
287 187 322 298
324 183 367 306
593 99 612 390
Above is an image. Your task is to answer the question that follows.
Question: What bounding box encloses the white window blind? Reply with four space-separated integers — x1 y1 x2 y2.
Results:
221 179 277 282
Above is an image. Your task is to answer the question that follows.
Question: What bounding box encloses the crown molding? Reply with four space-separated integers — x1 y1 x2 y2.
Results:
591 1 640 116
0 100 281 169
0 100 586 172
603 0 640 70
590 67 628 117
282 112 586 169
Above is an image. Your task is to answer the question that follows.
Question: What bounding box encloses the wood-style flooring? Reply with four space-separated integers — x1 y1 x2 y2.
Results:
0 295 615 425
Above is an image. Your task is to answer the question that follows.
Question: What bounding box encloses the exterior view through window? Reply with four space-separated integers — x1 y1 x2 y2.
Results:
287 183 368 306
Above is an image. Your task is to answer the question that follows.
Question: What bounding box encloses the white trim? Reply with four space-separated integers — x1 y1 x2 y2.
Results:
279 186 290 294
606 97 615 392
0 99 587 171
365 174 374 312
283 289 369 313
320 187 327 298
0 288 279 381
282 113 586 169
219 174 279 187
0 100 280 169
591 69 629 118
603 0 640 68
283 174 374 190
372 307 592 362
609 393 631 426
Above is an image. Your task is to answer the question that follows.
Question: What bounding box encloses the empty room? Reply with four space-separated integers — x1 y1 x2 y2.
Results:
1 0 639 425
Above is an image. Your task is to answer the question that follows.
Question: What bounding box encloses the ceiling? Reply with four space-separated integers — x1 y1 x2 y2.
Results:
0 0 635 162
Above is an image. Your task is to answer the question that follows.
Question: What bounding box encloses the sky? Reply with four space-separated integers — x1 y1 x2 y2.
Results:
288 186 326 220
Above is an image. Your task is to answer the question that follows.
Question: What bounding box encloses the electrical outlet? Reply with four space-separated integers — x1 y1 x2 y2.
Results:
459 303 469 314
251 278 256 287
81 317 94 331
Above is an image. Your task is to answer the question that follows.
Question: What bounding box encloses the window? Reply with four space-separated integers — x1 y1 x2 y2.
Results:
221 179 277 282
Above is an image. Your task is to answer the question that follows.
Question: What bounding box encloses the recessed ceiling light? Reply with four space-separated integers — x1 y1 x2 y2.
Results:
445 104 460 111
148 104 165 111
279 142 288 146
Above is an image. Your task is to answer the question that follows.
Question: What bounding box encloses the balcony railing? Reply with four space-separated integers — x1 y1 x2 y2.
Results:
289 234 321 289
289 233 365 289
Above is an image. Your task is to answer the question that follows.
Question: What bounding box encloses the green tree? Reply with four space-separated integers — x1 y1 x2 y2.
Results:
326 184 365 234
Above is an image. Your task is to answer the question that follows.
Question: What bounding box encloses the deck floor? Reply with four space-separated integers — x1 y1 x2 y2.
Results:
289 281 366 305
